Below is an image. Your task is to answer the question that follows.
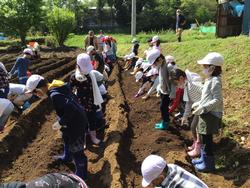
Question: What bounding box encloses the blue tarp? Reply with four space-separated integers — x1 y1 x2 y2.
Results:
242 0 250 34
229 0 244 17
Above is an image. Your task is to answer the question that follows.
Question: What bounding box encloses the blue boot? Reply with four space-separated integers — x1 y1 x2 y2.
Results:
54 144 72 162
155 121 168 130
192 148 204 165
73 151 88 180
22 101 30 110
195 155 215 173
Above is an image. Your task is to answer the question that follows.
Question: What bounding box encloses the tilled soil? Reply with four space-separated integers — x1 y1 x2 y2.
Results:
117 63 250 188
0 53 249 188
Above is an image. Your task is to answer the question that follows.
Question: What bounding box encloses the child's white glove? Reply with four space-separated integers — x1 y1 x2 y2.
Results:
181 117 188 125
192 106 204 115
52 121 62 130
191 101 200 110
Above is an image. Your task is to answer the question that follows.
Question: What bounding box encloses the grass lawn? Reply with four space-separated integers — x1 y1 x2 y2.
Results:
65 30 215 48
66 30 250 90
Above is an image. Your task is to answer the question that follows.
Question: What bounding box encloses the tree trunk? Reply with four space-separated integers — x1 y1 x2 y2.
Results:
20 32 26 46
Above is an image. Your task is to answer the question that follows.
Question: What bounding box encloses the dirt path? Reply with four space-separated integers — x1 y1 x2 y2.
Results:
117 63 250 188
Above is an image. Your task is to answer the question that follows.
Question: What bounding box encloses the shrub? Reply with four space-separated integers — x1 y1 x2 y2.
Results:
45 36 58 48
47 7 76 47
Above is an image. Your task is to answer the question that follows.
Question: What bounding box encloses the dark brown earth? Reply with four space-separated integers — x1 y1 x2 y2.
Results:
0 50 249 188
117 62 250 188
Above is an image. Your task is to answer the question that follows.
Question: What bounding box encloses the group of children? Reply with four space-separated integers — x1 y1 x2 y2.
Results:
123 36 224 187
1 30 224 187
0 31 119 187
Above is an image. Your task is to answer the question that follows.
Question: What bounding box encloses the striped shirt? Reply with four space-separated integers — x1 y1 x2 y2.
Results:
183 80 203 118
161 164 208 188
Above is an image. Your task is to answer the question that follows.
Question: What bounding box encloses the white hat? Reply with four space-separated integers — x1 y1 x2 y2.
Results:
165 55 175 63
141 155 167 187
146 49 161 65
151 36 160 43
25 74 44 93
86 45 95 54
136 58 144 65
197 52 224 66
23 48 33 56
77 53 93 74
135 71 144 82
126 53 135 60
132 38 138 43
146 68 158 77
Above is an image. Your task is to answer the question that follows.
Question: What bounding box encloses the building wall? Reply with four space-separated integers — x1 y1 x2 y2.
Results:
242 0 250 34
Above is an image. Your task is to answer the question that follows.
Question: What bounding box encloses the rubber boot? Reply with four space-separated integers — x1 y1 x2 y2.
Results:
54 144 72 162
22 101 30 110
188 140 196 151
73 151 88 180
192 148 204 165
195 155 215 173
155 121 168 130
187 142 201 157
178 37 181 42
90 131 101 145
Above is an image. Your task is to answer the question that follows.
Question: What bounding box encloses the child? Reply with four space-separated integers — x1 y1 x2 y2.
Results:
0 98 14 133
141 155 208 188
151 35 161 51
3 173 88 188
134 68 158 98
192 52 224 172
70 53 104 146
9 48 33 84
0 62 9 98
150 50 176 130
172 69 203 158
7 83 33 111
103 37 116 64
25 75 88 180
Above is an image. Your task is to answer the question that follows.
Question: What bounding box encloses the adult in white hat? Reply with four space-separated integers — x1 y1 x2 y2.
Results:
9 48 33 84
141 155 208 188
70 53 104 145
192 52 224 173
25 74 89 180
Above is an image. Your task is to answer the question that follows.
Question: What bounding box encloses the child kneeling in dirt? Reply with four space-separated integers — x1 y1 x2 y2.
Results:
2 172 88 188
25 75 88 180
141 155 208 188
0 98 14 133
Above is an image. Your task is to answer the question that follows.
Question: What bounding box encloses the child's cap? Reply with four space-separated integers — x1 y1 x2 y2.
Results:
141 155 167 187
135 71 144 82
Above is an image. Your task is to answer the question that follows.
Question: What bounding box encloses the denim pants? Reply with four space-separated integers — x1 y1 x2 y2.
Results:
0 103 14 131
160 94 170 123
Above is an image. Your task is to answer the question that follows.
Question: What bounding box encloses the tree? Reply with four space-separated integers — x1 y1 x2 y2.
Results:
47 7 76 46
0 0 44 45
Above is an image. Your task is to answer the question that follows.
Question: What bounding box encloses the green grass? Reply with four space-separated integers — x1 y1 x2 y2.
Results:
65 30 215 47
66 30 250 90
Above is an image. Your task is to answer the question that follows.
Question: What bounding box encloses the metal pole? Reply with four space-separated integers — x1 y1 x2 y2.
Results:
131 0 136 37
